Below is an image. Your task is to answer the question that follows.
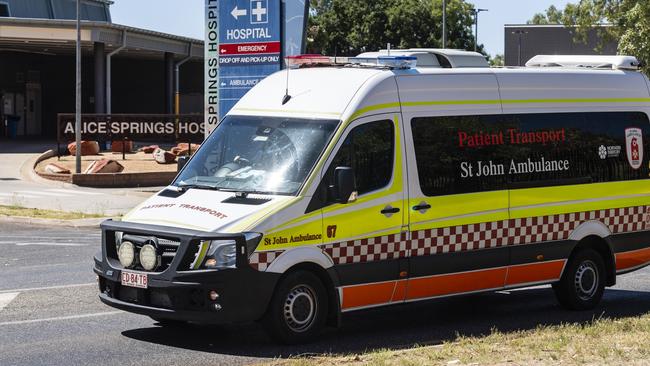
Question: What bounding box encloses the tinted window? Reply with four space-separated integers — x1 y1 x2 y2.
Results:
412 112 650 196
327 120 394 196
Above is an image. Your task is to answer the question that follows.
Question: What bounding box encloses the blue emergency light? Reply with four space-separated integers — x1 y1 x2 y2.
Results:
349 55 418 69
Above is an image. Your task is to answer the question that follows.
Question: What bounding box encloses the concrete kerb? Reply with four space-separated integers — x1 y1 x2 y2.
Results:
28 150 177 189
0 215 109 228
23 151 165 196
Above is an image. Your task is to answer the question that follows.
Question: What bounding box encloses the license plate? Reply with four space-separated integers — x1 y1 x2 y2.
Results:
121 271 148 289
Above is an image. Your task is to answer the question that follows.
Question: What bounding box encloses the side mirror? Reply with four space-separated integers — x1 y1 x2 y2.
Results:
177 156 189 172
330 166 356 204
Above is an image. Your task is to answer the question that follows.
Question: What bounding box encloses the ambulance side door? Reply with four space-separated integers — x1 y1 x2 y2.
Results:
398 74 510 301
312 113 409 312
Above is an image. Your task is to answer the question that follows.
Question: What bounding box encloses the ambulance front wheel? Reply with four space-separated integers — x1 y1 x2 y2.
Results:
553 248 605 310
263 270 328 344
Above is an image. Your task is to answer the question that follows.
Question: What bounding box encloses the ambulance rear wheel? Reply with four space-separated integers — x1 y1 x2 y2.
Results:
553 248 605 310
263 271 328 344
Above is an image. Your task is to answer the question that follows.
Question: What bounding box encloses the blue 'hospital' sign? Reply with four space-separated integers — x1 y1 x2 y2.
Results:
218 0 282 117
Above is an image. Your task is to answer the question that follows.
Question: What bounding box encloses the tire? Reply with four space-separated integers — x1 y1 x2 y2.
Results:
553 248 606 310
262 271 328 344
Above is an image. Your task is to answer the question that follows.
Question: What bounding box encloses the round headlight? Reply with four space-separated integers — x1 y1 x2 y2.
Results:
118 241 135 268
139 244 158 271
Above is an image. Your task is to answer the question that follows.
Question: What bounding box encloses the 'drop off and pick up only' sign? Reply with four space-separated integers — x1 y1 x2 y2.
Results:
218 0 282 117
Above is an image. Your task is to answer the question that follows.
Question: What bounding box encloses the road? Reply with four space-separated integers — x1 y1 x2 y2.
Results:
2 221 650 366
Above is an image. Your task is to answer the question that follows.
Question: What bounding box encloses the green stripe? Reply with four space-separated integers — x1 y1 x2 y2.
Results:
349 98 650 121
192 240 210 270
501 98 650 104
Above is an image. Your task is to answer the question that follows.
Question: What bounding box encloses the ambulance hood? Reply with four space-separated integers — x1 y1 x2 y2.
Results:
121 187 292 233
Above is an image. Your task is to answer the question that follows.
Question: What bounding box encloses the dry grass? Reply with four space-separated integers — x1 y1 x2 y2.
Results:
0 205 105 220
273 314 650 366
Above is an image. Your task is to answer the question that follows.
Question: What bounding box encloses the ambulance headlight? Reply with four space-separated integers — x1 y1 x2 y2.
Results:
203 240 237 269
118 241 135 268
139 244 159 271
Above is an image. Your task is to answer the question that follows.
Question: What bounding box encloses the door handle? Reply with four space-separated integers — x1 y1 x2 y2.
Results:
412 203 431 211
381 207 400 214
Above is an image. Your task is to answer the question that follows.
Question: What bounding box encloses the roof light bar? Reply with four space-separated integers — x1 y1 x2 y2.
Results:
285 54 332 68
349 55 417 69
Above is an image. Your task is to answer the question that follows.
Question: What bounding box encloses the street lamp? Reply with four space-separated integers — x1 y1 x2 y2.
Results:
472 8 488 52
512 30 528 66
442 0 447 48
75 0 81 173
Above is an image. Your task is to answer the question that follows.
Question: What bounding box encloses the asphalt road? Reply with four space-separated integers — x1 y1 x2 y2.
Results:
2 221 650 366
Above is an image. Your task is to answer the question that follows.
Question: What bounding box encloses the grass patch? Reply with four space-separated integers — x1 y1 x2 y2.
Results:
0 205 105 220
277 314 650 366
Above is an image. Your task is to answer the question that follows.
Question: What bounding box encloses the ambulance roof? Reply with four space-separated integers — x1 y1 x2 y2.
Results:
229 64 650 123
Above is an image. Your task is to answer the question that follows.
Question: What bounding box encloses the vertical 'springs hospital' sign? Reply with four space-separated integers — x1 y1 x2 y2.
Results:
204 0 220 138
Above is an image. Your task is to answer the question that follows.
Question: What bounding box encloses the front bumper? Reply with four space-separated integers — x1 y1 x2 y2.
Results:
94 220 280 324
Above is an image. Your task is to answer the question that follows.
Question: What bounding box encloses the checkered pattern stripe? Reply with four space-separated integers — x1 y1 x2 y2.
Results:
321 205 650 266
248 250 284 271
248 205 650 270
321 233 408 265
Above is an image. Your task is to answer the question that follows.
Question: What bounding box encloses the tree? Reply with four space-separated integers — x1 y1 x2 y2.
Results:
527 5 566 24
307 0 484 56
489 54 504 67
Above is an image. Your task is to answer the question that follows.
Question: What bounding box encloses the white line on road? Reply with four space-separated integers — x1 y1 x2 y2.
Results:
0 283 95 294
0 242 89 247
45 189 102 196
0 311 123 326
0 193 40 199
14 191 73 197
0 292 19 311
14 242 89 247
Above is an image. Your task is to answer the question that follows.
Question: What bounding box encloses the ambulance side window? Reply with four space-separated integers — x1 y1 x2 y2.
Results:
327 120 394 197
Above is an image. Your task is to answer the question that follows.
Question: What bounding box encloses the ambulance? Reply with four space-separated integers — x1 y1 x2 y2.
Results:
95 49 650 344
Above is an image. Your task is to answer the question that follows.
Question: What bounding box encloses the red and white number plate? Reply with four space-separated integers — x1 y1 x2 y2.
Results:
121 271 148 289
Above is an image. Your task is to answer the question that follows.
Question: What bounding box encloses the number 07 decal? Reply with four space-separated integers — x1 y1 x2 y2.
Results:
327 225 337 238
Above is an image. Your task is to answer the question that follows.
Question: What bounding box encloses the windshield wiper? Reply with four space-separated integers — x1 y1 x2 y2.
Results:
176 182 220 192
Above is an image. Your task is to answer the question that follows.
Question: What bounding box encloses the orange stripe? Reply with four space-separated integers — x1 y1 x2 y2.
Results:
391 280 407 302
505 260 565 286
341 281 396 310
406 268 507 300
616 247 650 271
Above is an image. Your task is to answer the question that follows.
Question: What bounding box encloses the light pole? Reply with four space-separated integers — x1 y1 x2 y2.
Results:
512 30 528 66
442 0 447 48
75 0 81 173
472 8 488 52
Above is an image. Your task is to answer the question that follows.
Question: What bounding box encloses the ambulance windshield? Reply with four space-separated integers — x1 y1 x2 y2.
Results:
174 115 339 195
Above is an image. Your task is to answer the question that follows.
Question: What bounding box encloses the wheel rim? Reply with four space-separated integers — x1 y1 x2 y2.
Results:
283 284 317 333
574 260 599 301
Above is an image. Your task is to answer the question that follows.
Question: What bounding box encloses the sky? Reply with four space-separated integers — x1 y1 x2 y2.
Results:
110 0 574 57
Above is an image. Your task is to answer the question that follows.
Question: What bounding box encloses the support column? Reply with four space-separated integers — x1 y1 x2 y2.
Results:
93 42 106 114
164 52 174 114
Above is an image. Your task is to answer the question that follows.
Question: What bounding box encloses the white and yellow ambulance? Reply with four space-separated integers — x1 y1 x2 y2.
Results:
95 50 650 343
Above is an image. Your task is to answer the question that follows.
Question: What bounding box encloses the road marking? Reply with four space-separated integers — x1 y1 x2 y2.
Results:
14 191 73 197
13 242 89 247
0 293 19 311
0 311 123 326
0 283 95 294
45 189 102 196
0 192 40 199
0 241 89 247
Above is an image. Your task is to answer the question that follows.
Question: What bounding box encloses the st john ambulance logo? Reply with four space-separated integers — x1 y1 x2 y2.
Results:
625 128 644 170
